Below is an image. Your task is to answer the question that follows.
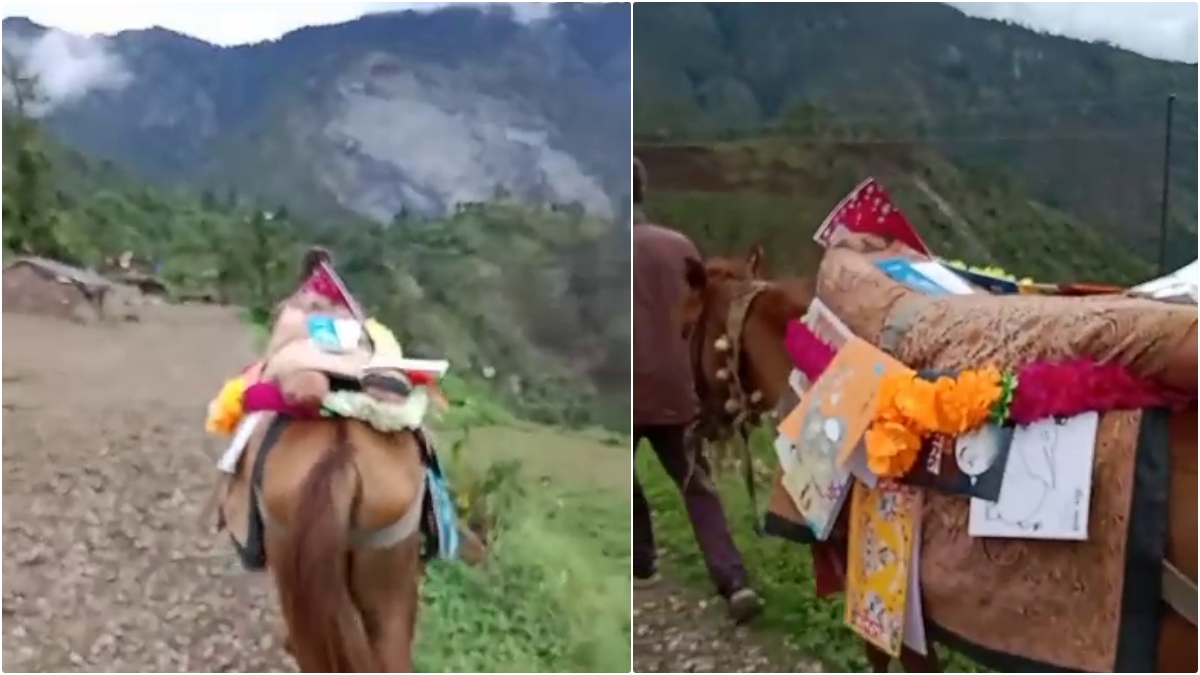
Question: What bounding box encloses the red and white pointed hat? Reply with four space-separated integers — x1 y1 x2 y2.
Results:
813 177 931 255
296 251 365 321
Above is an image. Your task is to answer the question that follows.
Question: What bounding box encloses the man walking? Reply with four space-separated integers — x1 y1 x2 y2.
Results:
631 157 761 623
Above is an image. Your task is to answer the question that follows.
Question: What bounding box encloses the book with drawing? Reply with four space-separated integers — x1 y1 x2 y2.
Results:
776 407 851 542
777 337 911 539
901 423 1014 502
845 481 923 658
968 412 1099 540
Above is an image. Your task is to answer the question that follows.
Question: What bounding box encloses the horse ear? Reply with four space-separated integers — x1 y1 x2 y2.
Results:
747 243 764 278
684 257 707 291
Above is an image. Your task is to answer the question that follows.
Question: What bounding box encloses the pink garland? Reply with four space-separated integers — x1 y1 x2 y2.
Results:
783 320 1194 423
1007 360 1192 424
784 320 836 380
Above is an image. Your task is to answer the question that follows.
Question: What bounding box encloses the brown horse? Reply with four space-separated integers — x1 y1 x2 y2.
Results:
261 417 426 672
680 248 943 672
218 250 484 672
680 241 1197 672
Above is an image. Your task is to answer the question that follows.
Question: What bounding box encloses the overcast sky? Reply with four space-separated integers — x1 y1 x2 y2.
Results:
0 2 552 46
1 2 1196 63
950 2 1197 63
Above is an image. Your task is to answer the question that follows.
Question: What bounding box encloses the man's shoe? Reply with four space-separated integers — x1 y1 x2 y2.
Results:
726 587 763 624
633 571 661 589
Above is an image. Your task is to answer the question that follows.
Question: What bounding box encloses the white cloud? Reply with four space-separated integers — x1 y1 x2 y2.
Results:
2 2 1191 64
949 2 1198 63
1 3 393 46
0 2 558 47
4 29 132 114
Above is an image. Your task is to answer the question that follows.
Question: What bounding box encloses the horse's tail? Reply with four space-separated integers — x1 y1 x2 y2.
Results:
273 421 378 672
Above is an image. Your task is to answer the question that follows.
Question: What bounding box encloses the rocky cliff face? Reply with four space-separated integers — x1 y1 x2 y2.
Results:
3 4 631 221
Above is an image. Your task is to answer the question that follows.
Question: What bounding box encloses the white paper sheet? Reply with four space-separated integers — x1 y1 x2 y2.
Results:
968 412 1099 540
216 412 266 474
910 261 976 295
903 514 927 655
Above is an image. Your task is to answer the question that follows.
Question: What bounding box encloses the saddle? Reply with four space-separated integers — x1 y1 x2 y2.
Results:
766 238 1197 672
213 254 460 571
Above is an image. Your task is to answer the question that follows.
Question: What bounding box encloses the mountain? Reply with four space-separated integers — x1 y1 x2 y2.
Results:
3 3 631 222
3 116 630 430
2 4 631 431
633 2 1197 265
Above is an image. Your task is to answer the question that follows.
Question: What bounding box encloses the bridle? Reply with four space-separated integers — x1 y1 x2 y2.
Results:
685 278 778 531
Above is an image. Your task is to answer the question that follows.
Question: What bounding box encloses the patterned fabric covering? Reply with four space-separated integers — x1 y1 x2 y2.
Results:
765 239 1195 672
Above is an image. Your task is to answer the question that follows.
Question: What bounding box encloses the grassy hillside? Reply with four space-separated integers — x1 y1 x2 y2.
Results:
633 2 1197 269
638 139 1156 284
419 417 631 673
3 89 628 430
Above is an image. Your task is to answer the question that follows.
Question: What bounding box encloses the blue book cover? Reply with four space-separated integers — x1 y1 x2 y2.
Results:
944 266 1021 295
875 257 952 295
306 314 342 352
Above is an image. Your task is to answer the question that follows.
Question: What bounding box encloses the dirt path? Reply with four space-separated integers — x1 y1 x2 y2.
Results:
2 305 294 672
633 579 823 673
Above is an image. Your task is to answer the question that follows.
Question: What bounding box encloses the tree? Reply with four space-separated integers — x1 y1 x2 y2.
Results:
2 55 66 260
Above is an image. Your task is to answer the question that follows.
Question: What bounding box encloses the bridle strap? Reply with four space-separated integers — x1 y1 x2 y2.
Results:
685 280 771 534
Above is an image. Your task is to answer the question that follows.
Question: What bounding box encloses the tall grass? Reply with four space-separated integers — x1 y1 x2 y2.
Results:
415 486 631 672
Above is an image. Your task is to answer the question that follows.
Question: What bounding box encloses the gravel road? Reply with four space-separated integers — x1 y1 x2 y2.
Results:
633 580 823 673
2 306 295 672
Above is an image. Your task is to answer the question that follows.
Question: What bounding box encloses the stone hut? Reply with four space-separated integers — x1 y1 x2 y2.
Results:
2 257 115 322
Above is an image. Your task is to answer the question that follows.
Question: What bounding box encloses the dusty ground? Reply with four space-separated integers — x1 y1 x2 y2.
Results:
633 580 823 673
2 305 294 672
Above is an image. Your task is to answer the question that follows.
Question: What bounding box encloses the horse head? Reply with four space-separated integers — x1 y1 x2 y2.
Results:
678 245 814 441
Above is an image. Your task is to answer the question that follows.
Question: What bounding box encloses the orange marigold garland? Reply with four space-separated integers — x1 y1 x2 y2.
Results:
785 319 1195 478
864 367 1003 478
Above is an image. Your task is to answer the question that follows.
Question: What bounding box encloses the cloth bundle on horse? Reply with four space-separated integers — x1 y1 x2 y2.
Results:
681 234 1197 673
203 247 479 672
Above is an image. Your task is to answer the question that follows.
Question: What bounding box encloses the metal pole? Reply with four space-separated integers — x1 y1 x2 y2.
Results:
1157 93 1175 274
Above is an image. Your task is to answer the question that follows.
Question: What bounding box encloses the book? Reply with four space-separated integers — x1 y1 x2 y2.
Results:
901 424 1014 502
814 178 931 255
776 337 911 539
845 481 923 658
875 258 955 296
968 413 1099 541
941 263 1021 295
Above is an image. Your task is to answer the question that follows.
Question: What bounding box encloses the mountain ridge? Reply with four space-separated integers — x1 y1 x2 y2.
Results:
4 3 631 222
632 2 1197 263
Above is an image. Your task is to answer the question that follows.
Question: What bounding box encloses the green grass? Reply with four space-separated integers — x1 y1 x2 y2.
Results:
415 486 630 672
416 420 631 672
636 430 983 673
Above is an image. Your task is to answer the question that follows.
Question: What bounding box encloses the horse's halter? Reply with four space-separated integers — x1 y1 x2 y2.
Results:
687 279 774 444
